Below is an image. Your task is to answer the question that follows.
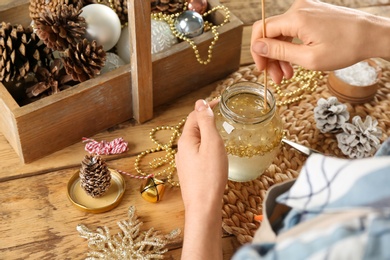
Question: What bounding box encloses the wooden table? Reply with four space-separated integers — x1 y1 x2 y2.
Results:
1 3 389 259
0 77 244 258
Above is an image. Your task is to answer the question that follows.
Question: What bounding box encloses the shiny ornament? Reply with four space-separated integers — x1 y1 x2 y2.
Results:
151 19 178 54
140 177 166 203
175 10 204 38
115 25 131 63
151 5 230 64
80 4 121 51
101 52 126 74
187 0 208 14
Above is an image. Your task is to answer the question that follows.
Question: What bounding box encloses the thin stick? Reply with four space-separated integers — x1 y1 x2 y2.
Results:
261 0 268 110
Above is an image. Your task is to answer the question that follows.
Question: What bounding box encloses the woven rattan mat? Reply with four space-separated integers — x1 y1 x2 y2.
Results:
207 61 390 245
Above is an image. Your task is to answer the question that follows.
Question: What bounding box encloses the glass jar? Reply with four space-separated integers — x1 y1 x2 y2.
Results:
213 82 283 182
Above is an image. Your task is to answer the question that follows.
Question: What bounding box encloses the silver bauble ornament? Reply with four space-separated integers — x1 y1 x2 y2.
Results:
80 4 122 51
151 19 178 54
187 0 208 14
101 52 126 74
116 25 131 64
175 10 204 38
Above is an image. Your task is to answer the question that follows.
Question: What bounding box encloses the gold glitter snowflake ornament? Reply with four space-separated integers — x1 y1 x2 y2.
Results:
77 206 181 259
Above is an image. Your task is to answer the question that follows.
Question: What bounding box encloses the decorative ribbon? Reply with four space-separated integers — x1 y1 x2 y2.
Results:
82 137 128 155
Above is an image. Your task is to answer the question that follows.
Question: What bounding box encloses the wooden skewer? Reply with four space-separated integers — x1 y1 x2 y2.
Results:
261 0 268 110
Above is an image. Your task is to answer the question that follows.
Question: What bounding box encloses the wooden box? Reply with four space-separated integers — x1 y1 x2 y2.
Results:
0 0 243 163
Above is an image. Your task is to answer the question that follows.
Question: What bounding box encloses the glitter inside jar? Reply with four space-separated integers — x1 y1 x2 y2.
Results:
213 82 283 182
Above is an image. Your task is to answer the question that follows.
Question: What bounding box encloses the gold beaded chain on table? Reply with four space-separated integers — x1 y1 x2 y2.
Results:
134 118 186 187
152 3 230 65
270 67 323 106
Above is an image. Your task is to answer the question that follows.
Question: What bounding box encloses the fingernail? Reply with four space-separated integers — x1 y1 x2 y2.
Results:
253 41 268 55
195 99 208 111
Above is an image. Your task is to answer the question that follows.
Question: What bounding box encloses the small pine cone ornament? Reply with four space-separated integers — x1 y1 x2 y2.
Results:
151 0 185 14
62 39 106 82
29 0 84 20
0 22 52 82
314 97 350 133
80 155 112 198
34 4 86 51
336 115 382 159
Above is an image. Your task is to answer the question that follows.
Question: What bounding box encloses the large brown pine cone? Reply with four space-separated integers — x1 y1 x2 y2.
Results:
34 4 86 51
29 0 84 20
151 0 185 14
0 22 52 82
79 155 112 198
62 39 106 82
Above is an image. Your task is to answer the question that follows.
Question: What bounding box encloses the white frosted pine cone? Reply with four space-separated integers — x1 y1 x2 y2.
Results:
336 115 382 159
314 97 350 133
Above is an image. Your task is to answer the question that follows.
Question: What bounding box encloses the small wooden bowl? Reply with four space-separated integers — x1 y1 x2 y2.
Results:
327 59 381 104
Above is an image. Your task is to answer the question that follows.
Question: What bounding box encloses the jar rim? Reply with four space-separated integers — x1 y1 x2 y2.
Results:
220 82 276 124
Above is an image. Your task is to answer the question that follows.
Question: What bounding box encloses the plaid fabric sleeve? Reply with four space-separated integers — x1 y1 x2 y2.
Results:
233 138 390 260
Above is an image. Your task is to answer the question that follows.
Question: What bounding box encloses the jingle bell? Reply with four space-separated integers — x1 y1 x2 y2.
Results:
140 177 166 203
175 10 204 38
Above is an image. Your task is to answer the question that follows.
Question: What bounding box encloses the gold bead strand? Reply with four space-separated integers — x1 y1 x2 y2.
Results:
134 118 186 187
151 5 230 65
269 67 322 106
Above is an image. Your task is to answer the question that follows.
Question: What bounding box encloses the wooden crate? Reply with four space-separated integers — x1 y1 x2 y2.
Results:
0 0 243 163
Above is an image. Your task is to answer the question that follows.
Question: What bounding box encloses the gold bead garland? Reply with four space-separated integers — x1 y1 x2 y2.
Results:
134 118 186 187
151 4 230 65
270 67 323 106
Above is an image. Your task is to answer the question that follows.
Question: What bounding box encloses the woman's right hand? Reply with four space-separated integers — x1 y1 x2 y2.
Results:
251 0 390 83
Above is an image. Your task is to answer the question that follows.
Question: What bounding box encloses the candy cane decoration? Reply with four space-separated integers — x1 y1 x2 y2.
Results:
82 137 128 155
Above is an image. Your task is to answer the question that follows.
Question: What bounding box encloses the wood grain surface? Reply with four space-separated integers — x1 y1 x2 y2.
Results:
1 1 389 259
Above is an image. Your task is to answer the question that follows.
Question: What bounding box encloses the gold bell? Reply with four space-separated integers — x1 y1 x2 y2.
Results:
140 177 166 203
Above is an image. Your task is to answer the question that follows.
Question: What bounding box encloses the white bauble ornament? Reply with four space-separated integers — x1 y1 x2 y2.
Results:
116 26 131 64
151 19 178 54
80 4 121 51
101 52 126 74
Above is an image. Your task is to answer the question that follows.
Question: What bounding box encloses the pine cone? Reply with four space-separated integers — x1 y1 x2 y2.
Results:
0 22 52 82
34 4 86 51
29 0 84 20
336 115 382 159
80 155 112 198
151 0 185 14
62 39 106 82
113 0 128 25
314 97 350 133
26 59 73 98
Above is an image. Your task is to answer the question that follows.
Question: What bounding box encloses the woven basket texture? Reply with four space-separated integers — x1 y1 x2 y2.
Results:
207 61 390 245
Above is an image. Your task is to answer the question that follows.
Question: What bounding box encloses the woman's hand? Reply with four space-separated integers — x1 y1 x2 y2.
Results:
251 0 390 83
175 99 228 260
